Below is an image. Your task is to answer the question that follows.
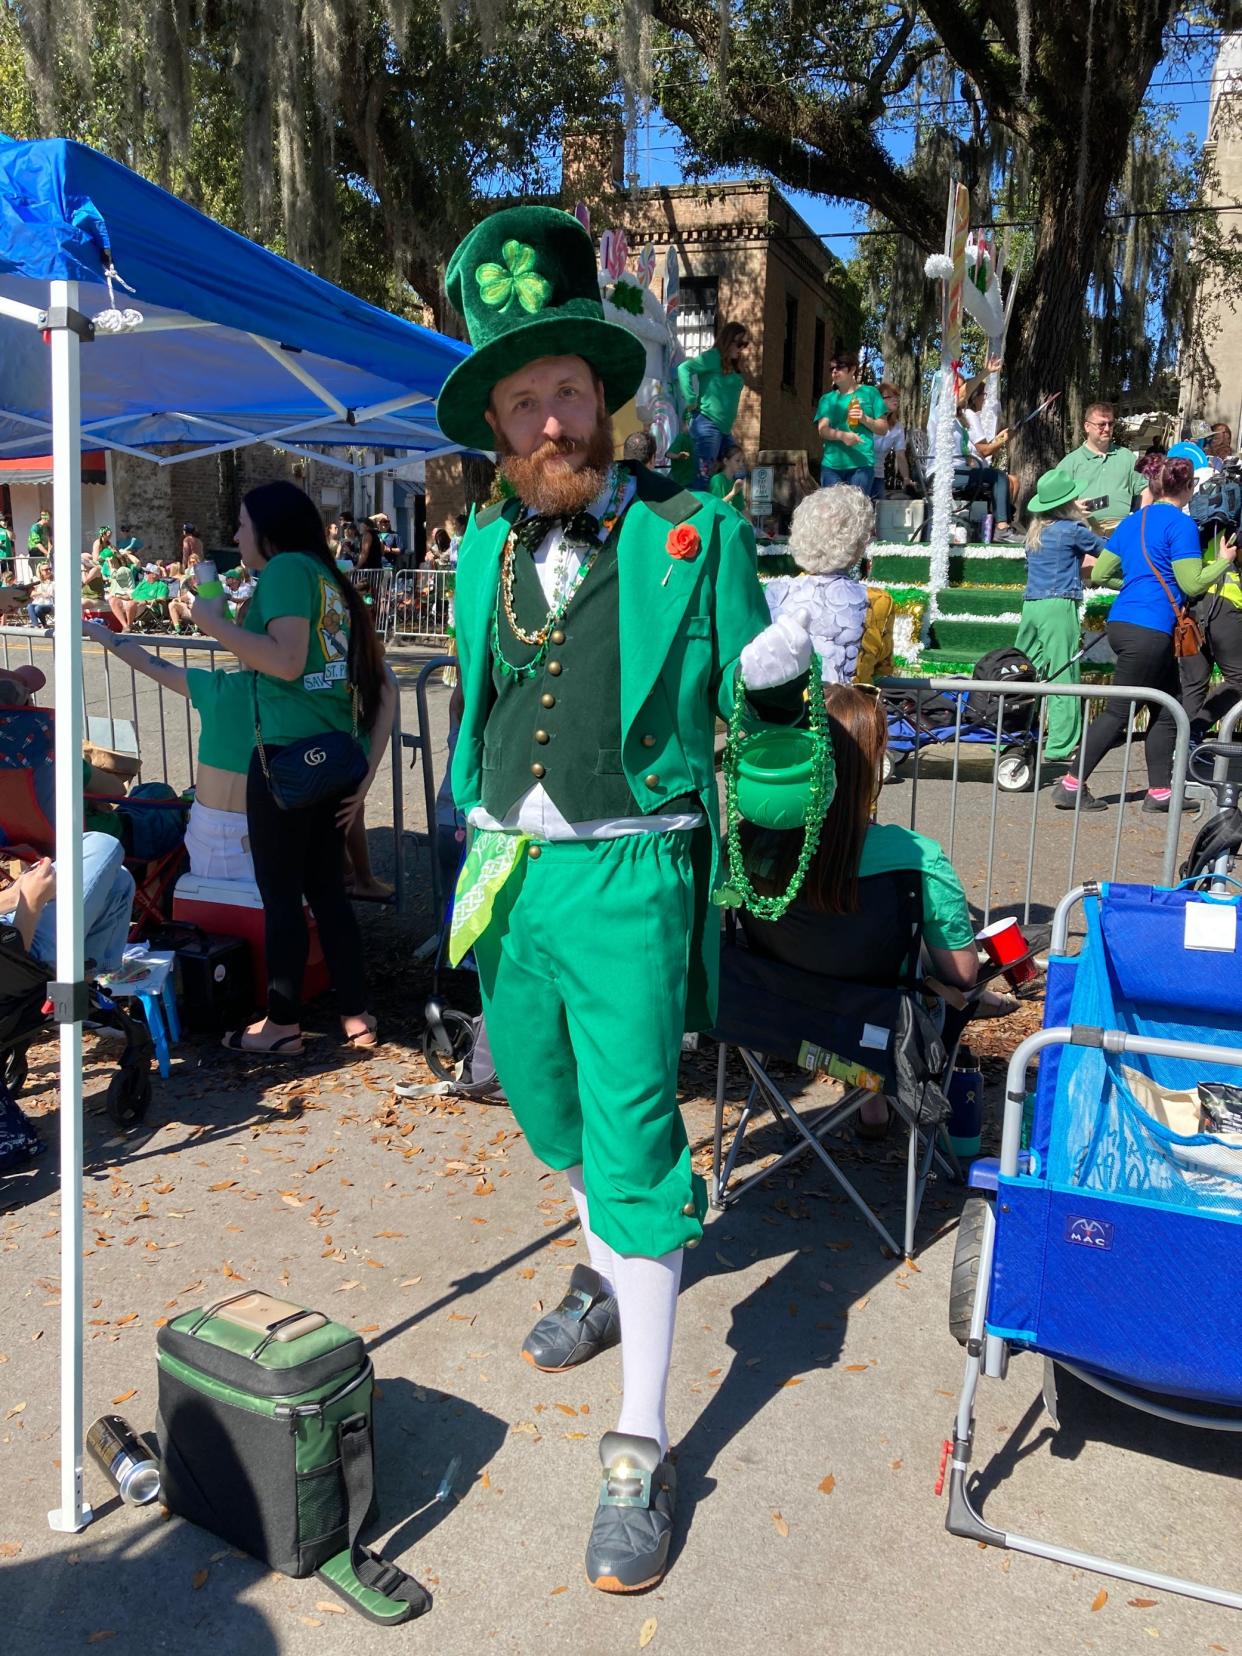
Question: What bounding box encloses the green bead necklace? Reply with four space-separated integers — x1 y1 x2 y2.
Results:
714 655 835 921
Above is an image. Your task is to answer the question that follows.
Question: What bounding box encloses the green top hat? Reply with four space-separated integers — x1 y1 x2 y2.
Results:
436 206 647 452
1026 467 1082 514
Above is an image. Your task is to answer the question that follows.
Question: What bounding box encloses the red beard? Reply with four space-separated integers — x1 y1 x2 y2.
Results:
498 417 616 515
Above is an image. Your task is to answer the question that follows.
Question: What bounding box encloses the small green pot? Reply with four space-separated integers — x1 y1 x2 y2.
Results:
735 726 825 830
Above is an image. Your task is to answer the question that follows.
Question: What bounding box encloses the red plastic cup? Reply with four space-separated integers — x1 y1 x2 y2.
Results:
976 916 1038 988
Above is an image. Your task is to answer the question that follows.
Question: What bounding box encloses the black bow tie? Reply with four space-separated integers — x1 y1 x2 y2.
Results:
513 510 601 553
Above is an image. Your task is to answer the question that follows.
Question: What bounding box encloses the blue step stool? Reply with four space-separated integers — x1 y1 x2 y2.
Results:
98 949 180 1078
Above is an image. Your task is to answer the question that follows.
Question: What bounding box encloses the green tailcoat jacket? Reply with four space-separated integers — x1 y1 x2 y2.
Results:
451 463 802 1031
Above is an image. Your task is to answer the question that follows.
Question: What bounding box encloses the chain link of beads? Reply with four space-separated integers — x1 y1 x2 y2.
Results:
715 657 835 921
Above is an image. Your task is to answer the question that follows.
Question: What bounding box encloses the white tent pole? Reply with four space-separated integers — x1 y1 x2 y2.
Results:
46 278 92 1536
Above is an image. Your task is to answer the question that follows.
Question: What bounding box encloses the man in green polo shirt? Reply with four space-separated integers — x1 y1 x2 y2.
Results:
1061 402 1145 531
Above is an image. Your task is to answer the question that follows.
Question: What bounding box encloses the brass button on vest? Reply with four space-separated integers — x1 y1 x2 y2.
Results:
541 692 556 708
531 761 546 778
681 1200 695 1216
550 628 565 645
547 660 562 676
527 844 542 860
645 773 659 788
641 734 656 748
534 729 550 745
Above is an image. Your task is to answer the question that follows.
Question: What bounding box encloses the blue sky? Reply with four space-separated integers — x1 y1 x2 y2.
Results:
630 38 1219 256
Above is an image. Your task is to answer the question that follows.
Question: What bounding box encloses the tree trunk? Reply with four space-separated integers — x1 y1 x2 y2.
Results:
1005 153 1118 510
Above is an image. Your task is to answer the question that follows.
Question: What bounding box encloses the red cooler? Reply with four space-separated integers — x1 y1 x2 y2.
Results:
172 874 329 1002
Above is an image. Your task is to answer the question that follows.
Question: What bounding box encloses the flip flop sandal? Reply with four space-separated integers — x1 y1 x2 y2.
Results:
342 1016 379 1051
221 1029 305 1059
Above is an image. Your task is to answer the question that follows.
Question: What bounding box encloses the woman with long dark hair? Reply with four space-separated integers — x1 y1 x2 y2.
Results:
191 480 393 1055
741 683 978 1131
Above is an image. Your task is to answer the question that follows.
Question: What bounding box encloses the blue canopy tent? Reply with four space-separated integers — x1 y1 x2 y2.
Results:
0 135 470 1536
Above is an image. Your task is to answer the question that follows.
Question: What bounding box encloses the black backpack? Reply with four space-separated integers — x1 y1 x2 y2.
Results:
965 647 1039 733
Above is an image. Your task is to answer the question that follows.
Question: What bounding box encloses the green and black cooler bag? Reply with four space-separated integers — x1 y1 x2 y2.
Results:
156 1297 429 1625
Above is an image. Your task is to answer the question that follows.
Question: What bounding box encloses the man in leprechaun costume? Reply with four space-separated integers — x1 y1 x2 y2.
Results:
437 205 812 1592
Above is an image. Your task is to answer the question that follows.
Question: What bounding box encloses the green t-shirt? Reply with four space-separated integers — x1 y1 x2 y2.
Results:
676 348 744 435
186 667 257 776
27 523 50 553
709 472 747 514
244 552 356 746
858 823 974 951
1060 442 1145 523
0 526 13 559
815 384 886 474
667 429 695 489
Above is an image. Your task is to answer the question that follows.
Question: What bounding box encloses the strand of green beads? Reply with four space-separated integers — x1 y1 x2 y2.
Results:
715 657 834 921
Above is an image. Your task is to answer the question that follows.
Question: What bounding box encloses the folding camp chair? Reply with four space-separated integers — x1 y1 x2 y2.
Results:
944 879 1242 1610
710 870 965 1259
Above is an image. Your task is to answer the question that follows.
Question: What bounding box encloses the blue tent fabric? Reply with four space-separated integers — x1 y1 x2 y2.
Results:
0 135 470 460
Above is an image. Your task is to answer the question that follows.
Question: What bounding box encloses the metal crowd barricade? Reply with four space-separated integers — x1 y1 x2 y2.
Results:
390 566 455 647
876 676 1195 929
2 624 407 912
399 655 457 929
347 567 396 641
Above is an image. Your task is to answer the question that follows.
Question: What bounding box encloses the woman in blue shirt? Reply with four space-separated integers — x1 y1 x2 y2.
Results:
1054 458 1236 812
1016 469 1106 761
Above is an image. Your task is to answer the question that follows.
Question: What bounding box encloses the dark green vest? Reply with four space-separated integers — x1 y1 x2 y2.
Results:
481 527 643 822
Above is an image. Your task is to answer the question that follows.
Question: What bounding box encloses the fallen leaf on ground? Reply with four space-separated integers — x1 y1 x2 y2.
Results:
357 1324 379 1335
4 1402 26 1418
844 1365 869 1373
1091 1589 1109 1612
480 1470 491 1490
86 1635 117 1646
111 1390 137 1406
639 1616 658 1648
818 1474 835 1495
781 1377 803 1389
313 1602 347 1615
192 1568 208 1589
207 1180 236 1192
334 1281 360 1293
114 1313 139 1327
398 1278 422 1288
1127 1599 1157 1608
0 1542 20 1557
554 1403 578 1417
297 1616 323 1628
550 1585 568 1597
473 1179 494 1196
771 1511 789 1538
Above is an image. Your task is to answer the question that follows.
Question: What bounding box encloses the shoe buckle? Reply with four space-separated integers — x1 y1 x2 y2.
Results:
558 1286 594 1324
599 1461 653 1510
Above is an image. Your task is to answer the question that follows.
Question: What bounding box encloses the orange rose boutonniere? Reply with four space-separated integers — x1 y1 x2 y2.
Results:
666 523 702 561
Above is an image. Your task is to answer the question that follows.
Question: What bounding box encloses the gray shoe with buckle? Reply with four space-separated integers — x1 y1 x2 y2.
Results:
521 1263 620 1372
586 1432 677 1593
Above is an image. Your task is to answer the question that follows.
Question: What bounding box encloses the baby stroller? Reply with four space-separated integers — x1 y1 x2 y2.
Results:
0 918 154 1167
943 877 1242 1608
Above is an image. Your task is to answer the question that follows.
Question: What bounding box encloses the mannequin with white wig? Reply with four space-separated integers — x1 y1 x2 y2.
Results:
762 486 872 683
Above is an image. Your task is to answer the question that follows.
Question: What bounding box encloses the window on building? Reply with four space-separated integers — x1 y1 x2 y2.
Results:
782 293 799 390
811 316 827 406
675 276 718 361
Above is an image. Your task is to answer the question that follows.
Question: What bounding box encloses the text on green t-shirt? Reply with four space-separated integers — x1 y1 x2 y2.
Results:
245 552 357 747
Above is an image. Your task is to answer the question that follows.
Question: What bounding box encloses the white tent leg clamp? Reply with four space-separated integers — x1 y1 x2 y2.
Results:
48 980 90 1021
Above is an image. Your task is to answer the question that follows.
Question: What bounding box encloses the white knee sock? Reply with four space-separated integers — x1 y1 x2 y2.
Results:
566 1165 617 1294
612 1248 683 1457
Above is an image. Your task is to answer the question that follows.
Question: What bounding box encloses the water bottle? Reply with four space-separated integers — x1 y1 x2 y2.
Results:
947 1049 984 1161
981 513 995 545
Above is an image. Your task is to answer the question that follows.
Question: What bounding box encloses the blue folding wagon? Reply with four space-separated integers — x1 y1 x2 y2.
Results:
945 879 1242 1609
